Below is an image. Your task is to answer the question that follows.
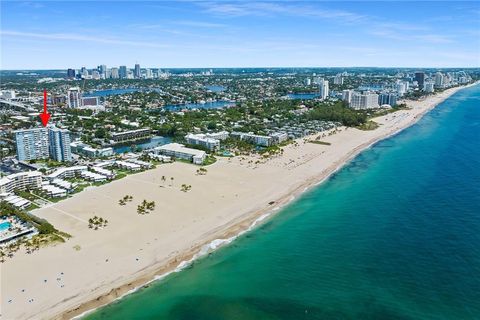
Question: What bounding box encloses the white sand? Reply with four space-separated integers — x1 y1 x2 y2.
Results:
0 84 476 320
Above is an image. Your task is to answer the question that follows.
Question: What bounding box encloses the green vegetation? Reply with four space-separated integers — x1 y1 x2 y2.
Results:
118 195 133 206
308 140 331 145
196 167 208 175
305 101 367 127
203 155 217 166
0 201 61 235
356 120 380 131
0 202 70 261
137 200 156 214
180 184 192 192
88 216 108 230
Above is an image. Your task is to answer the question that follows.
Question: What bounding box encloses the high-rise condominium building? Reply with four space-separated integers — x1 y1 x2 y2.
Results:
424 82 435 93
378 93 397 107
119 66 127 79
110 67 119 79
80 67 88 78
396 82 407 96
434 72 444 88
98 65 107 78
145 69 153 79
48 127 72 162
319 79 329 100
134 64 141 78
14 128 49 161
415 72 425 89
333 75 344 85
67 68 76 79
350 92 379 110
67 87 82 108
342 89 353 103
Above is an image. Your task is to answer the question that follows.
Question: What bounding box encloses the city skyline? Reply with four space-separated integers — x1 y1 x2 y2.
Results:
1 1 479 69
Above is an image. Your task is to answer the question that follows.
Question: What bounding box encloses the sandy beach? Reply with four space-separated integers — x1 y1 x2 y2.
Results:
0 83 476 320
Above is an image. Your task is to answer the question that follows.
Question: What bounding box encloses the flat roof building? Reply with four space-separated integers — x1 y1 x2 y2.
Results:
153 143 206 165
48 126 72 162
0 171 43 194
14 128 49 161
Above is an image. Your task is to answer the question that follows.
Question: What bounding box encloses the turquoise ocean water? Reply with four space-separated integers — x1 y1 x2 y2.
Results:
86 85 480 320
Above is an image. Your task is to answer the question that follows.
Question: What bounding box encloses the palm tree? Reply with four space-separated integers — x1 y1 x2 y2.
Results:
0 249 5 263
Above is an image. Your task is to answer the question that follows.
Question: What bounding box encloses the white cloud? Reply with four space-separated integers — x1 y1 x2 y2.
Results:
0 30 171 48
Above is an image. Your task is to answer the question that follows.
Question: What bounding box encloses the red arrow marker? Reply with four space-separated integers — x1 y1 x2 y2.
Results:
39 89 51 127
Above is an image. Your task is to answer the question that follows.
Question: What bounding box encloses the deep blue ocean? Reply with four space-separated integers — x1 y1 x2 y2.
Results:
86 85 480 320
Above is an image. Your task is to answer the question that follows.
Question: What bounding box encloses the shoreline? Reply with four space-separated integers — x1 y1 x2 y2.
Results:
64 83 478 319
1 83 477 320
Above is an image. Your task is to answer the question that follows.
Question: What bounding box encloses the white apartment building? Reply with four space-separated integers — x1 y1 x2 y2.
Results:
111 128 151 143
115 161 142 171
424 82 435 93
153 143 206 165
90 166 116 179
0 171 43 194
185 133 220 151
349 92 380 109
67 87 82 108
333 75 344 85
230 132 272 147
342 90 354 103
47 166 88 180
319 79 329 100
434 72 444 88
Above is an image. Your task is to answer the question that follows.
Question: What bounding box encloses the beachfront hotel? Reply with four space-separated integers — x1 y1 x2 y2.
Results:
153 143 206 165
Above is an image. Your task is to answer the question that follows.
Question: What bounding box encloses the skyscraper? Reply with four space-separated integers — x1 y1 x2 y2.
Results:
319 79 329 100
333 75 344 85
119 66 127 79
98 65 107 79
48 127 72 162
342 89 353 103
67 87 82 108
378 93 397 107
434 72 444 88
134 64 141 78
350 92 379 109
415 72 425 89
14 128 49 161
80 67 88 78
67 68 76 79
110 67 119 79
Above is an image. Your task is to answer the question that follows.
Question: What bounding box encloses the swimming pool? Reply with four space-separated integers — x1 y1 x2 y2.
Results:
0 221 12 232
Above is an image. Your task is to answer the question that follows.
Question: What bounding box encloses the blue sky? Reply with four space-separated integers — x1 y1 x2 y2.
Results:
1 1 479 69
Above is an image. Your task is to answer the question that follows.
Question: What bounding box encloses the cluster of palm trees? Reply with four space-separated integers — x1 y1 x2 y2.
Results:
0 241 20 262
88 216 108 230
180 184 192 192
23 238 42 254
0 236 42 262
196 167 208 175
160 176 175 187
137 200 156 215
118 195 133 206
